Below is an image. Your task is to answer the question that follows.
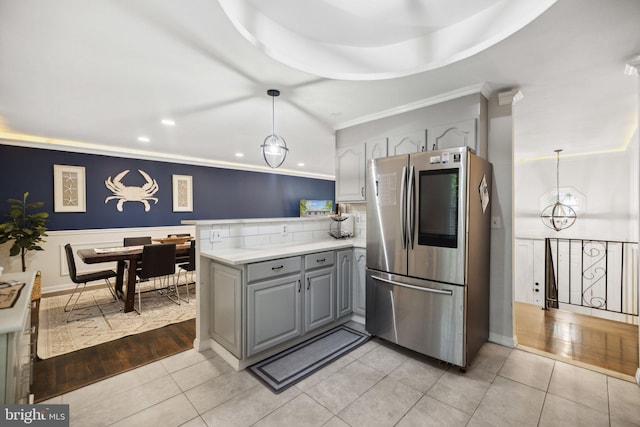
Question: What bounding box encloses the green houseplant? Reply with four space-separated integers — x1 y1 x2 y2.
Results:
0 192 49 272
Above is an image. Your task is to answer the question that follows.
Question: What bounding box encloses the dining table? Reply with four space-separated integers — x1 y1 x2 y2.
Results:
77 242 191 313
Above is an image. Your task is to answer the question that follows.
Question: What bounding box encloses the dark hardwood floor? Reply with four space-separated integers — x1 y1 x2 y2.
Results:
33 318 195 402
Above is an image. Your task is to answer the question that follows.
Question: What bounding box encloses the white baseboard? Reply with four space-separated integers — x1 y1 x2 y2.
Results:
489 332 516 348
350 313 365 325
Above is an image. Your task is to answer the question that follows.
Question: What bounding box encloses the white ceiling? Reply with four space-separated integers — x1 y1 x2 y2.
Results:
0 0 638 179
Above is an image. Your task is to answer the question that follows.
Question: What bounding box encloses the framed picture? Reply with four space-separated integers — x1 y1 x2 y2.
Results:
172 174 193 212
54 164 86 212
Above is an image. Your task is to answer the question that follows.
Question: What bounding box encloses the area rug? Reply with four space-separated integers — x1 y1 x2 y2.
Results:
248 325 369 394
37 283 196 359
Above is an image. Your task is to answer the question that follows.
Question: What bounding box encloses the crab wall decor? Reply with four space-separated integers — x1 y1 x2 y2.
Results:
105 169 159 212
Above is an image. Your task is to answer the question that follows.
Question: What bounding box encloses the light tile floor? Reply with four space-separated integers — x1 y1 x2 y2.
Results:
43 329 640 426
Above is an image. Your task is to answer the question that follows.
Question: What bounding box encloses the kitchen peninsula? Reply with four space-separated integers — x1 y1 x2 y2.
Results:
183 217 366 370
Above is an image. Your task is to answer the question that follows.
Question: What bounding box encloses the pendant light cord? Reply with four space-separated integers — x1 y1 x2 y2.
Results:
555 149 562 203
272 94 275 135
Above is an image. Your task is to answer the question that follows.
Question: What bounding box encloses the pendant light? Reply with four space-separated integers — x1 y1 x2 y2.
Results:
541 149 576 231
261 89 288 168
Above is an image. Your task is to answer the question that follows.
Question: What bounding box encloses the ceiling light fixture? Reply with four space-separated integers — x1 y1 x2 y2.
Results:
261 89 288 168
137 136 150 143
161 119 175 126
540 149 576 231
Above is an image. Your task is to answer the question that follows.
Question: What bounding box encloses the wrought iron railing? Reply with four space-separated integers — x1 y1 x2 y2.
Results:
544 238 638 317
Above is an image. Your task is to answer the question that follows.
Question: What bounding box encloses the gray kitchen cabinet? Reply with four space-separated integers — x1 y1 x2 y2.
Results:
210 262 243 358
304 267 336 332
200 245 357 368
427 118 477 152
336 144 366 202
353 248 366 317
336 249 353 318
246 256 302 357
388 130 426 155
304 251 336 332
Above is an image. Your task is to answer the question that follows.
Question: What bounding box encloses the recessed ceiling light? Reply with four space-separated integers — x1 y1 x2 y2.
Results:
235 153 244 157
137 136 150 143
298 162 305 167
161 119 175 126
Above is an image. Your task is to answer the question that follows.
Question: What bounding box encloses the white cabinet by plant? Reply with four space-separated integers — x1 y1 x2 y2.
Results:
336 144 366 202
0 272 34 404
427 119 477 152
336 249 353 318
388 130 426 156
353 248 366 317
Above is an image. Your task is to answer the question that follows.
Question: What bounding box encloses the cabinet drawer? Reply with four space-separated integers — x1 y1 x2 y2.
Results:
305 251 335 270
248 256 301 282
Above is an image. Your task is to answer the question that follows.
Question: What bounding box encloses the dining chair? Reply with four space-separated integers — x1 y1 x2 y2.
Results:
177 239 196 302
123 236 152 274
64 243 120 322
123 236 152 247
170 234 192 264
134 243 179 314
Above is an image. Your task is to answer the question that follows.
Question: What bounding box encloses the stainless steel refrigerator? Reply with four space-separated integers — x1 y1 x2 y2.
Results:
365 146 492 368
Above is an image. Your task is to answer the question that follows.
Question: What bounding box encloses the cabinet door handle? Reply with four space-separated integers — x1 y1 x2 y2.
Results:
307 277 311 290
316 258 326 263
272 265 284 271
361 186 365 197
298 280 301 293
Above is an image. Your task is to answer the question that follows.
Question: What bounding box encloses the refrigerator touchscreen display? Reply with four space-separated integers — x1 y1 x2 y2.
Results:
418 169 459 248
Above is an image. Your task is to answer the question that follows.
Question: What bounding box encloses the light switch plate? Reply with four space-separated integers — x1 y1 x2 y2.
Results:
491 216 501 229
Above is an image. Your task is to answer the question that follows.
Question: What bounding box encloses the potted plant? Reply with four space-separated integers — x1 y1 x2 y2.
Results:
0 192 49 272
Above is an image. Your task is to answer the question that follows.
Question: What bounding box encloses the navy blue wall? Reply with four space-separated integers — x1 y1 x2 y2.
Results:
0 145 335 231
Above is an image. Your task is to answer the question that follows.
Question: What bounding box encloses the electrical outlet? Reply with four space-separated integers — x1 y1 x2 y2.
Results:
281 224 288 236
491 216 501 229
210 229 222 243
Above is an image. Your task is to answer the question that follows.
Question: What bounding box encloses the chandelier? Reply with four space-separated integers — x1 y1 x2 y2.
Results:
540 149 576 231
260 89 288 168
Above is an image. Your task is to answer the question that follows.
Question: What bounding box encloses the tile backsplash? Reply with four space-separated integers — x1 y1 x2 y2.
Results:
197 203 367 252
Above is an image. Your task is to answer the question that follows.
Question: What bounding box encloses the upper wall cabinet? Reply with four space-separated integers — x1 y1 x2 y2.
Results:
365 137 388 163
336 144 366 202
388 130 426 156
427 119 477 152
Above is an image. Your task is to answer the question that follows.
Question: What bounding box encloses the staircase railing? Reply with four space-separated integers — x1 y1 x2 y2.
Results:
544 238 638 317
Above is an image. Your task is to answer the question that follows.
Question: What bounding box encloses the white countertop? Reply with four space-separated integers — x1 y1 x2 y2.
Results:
201 238 366 265
0 271 35 334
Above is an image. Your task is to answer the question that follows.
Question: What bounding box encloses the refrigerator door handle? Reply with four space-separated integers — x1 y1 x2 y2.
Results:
407 165 415 249
371 275 453 296
400 166 407 249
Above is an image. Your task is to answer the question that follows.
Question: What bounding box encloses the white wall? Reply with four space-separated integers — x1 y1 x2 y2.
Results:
487 92 515 347
515 150 638 242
